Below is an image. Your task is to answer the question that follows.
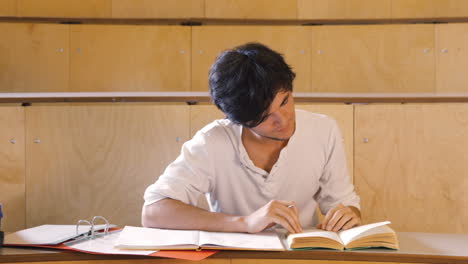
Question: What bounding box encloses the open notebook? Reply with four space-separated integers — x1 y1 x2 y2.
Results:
115 226 284 251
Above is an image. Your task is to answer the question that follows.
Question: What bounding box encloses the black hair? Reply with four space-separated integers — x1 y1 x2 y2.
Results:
208 42 296 128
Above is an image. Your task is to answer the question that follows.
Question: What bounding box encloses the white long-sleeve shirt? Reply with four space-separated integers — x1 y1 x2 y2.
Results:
144 109 360 227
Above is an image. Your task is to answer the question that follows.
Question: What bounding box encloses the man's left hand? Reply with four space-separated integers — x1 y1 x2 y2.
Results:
316 204 361 232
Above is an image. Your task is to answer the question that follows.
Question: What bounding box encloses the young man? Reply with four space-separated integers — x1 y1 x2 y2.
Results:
142 43 361 234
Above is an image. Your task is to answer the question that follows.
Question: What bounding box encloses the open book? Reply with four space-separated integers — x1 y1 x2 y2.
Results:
115 226 284 251
286 221 399 250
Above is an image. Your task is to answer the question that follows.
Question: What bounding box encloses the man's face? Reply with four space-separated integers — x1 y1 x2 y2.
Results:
248 90 296 141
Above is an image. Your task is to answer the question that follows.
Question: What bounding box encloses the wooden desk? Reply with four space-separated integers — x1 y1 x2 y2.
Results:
1 232 468 264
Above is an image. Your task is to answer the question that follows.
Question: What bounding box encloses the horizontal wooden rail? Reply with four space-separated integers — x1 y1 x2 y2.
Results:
3 17 468 26
2 92 468 104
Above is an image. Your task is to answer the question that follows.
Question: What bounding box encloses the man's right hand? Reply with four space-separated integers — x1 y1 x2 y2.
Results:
242 200 302 234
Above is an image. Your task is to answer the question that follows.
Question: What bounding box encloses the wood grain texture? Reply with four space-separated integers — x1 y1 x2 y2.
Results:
392 0 468 19
5 260 229 264
355 104 468 233
70 25 191 92
298 0 391 20
192 26 312 92
25 103 190 228
0 0 16 16
17 0 111 18
0 106 25 232
296 104 354 181
436 24 468 93
0 23 69 93
112 0 204 18
205 0 297 19
190 105 224 137
232 260 402 264
311 24 435 93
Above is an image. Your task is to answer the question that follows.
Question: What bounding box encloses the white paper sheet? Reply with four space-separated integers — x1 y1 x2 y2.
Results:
66 231 157 255
5 224 110 245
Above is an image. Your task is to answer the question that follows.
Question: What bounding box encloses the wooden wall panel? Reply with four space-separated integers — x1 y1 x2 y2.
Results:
296 104 354 181
392 0 468 19
0 23 69 93
436 24 468 92
205 0 297 20
112 0 204 19
298 0 391 20
0 0 16 16
192 26 312 92
70 25 191 92
0 106 25 232
311 24 435 93
25 104 190 228
17 0 111 18
355 104 468 233
190 105 224 137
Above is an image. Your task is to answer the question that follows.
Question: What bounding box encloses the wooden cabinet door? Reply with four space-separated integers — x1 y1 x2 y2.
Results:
17 0 111 18
298 0 391 20
0 0 16 16
436 24 468 93
112 0 204 19
355 104 468 233
0 106 25 232
190 105 224 137
393 0 468 19
25 103 189 228
70 25 191 92
311 24 435 93
192 26 312 92
296 104 354 181
205 0 297 19
0 23 69 92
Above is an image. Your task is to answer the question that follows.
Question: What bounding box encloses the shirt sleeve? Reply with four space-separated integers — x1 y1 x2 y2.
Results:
143 129 215 207
315 119 361 215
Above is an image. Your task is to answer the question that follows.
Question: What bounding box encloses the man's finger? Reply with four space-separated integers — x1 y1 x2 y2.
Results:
322 204 343 230
275 206 302 233
325 208 347 231
341 218 359 230
332 213 352 232
271 215 296 233
320 209 335 230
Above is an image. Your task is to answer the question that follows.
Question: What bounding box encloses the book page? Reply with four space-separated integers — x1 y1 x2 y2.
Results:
4 224 110 245
286 228 343 246
338 221 391 245
66 231 157 255
199 230 284 250
114 226 199 250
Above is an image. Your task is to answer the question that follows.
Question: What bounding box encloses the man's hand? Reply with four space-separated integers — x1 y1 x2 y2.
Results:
316 204 361 232
242 200 302 234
